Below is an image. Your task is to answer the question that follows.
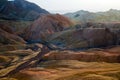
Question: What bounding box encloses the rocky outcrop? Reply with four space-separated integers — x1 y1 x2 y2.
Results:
0 0 49 21
22 14 73 43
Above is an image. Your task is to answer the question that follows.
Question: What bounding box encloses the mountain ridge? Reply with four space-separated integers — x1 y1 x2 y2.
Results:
0 0 49 21
64 9 120 23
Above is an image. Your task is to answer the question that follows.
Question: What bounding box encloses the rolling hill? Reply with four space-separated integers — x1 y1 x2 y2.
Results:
65 9 120 23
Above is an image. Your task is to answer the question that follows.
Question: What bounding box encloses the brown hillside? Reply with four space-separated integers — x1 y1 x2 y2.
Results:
23 14 73 43
48 28 115 50
0 24 26 44
0 24 14 34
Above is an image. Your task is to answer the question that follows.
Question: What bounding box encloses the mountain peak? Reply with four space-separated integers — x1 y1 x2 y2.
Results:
0 0 49 21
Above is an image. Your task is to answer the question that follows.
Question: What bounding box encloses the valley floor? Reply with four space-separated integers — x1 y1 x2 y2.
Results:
0 45 120 80
12 60 120 80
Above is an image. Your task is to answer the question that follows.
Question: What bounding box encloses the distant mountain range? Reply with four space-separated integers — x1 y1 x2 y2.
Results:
64 9 120 23
0 0 49 20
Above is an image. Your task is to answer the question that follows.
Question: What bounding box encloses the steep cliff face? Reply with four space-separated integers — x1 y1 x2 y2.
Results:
22 14 73 43
0 0 49 20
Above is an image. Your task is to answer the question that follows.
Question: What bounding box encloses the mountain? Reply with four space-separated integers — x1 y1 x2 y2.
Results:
0 0 49 21
0 0 50 41
0 1 120 79
22 14 73 43
64 9 120 23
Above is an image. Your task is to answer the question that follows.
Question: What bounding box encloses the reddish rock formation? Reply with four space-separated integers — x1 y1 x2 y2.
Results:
23 14 73 43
